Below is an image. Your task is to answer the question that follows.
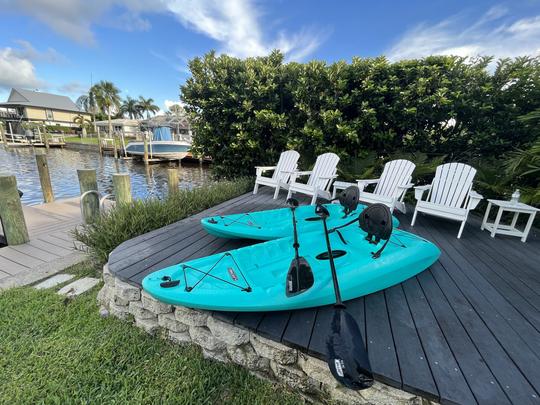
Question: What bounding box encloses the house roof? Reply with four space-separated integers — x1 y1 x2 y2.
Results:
0 88 82 112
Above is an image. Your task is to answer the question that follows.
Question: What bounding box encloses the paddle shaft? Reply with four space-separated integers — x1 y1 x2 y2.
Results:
321 215 343 306
290 207 301 280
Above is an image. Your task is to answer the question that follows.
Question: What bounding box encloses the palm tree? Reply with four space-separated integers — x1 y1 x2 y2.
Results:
76 89 98 131
93 81 122 136
138 96 159 119
120 96 142 119
73 114 93 137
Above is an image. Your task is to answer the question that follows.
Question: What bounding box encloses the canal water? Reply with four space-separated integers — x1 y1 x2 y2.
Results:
0 146 212 205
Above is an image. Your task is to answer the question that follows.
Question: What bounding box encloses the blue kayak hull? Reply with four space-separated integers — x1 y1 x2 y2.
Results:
142 226 440 312
201 203 400 240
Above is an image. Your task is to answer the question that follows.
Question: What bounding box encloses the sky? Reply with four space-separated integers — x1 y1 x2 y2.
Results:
0 0 539 113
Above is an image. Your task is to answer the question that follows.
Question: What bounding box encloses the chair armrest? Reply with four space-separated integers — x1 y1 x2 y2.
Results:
397 183 415 191
288 170 313 183
319 175 338 180
255 166 276 177
414 184 431 201
356 178 380 184
467 190 483 210
356 178 379 193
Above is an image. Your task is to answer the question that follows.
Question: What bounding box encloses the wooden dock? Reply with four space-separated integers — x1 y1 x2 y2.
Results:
0 198 85 289
108 188 540 404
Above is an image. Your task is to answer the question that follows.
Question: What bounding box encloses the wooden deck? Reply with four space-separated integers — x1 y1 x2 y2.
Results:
108 189 540 404
0 198 85 289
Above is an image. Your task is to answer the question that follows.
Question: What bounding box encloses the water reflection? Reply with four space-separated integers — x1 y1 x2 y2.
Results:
0 146 212 205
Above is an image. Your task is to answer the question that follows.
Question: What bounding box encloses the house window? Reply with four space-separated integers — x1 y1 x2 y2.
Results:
45 109 54 120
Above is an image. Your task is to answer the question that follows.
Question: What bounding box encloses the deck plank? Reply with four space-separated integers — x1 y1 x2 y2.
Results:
365 291 401 387
385 284 438 399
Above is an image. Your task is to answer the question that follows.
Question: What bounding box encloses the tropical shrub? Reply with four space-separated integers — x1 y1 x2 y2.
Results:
181 52 540 202
73 178 253 263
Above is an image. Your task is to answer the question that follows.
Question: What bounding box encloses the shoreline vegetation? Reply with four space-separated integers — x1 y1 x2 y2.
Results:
74 178 253 264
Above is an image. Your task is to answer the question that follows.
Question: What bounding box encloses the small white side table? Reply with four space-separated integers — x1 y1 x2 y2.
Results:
481 199 539 242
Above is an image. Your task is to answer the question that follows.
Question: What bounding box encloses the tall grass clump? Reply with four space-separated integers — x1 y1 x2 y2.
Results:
74 177 252 263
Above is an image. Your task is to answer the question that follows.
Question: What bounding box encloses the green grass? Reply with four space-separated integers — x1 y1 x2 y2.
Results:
74 178 253 263
0 267 302 404
64 136 99 145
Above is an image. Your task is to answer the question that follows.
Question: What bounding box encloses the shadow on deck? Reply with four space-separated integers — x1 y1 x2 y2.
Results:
108 189 540 404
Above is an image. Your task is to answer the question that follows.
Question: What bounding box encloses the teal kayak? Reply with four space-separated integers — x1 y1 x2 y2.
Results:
142 225 440 312
201 203 400 240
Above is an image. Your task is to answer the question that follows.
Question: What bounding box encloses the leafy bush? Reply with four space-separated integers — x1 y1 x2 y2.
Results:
181 51 540 181
74 178 253 263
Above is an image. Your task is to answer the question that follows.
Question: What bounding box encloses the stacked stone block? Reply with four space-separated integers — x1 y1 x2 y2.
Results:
98 264 429 404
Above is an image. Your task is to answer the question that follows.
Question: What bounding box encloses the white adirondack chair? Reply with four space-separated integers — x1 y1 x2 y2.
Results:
286 153 340 205
411 162 483 238
253 150 300 199
356 159 415 213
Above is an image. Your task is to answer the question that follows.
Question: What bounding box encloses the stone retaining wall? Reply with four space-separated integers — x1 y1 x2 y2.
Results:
98 264 431 404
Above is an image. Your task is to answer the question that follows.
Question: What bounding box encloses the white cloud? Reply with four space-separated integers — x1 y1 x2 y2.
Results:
164 99 184 109
164 0 324 60
12 40 67 63
1 0 160 44
3 0 324 60
387 6 540 61
0 47 44 90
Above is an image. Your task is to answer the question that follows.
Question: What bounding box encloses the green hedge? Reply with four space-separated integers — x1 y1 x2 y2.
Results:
181 52 540 179
73 178 253 263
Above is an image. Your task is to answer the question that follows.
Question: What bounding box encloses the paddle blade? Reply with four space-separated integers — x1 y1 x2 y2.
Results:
285 257 314 296
326 307 373 390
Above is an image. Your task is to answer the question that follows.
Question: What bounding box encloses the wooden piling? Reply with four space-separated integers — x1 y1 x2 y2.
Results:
113 135 118 159
0 175 30 245
35 150 54 203
113 173 132 205
97 127 103 155
143 135 149 164
167 168 179 195
0 123 7 146
77 169 99 224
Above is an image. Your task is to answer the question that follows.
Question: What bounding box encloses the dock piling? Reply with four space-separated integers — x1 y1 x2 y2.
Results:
77 169 100 224
113 173 132 205
143 135 149 164
97 127 103 155
113 135 119 159
0 175 30 245
167 168 179 195
0 122 7 146
35 150 55 203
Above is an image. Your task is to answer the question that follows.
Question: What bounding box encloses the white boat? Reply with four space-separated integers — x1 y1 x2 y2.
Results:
125 127 191 160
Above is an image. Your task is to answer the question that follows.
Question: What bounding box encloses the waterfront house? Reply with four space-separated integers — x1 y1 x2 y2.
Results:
95 118 140 137
0 88 90 135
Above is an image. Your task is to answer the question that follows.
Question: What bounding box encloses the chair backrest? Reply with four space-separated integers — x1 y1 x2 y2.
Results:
272 150 300 182
428 163 477 208
374 159 416 198
307 153 340 190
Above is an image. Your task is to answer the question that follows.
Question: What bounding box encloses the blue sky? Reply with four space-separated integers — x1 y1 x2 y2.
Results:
1 0 539 112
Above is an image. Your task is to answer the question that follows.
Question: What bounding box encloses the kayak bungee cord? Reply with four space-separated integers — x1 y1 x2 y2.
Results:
208 213 262 229
182 252 252 292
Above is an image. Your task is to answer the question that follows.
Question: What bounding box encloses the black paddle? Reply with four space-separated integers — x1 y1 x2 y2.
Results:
315 204 374 390
285 198 314 296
